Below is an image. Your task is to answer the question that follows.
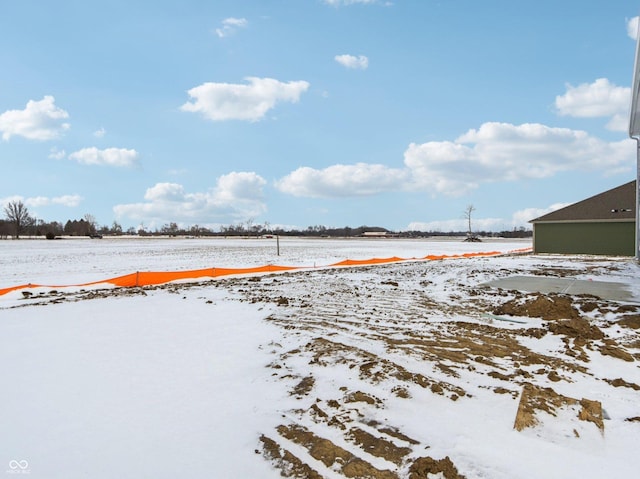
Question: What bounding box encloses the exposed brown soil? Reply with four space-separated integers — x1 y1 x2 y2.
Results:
579 398 605 431
377 427 420 445
494 293 580 320
513 383 604 433
291 375 316 396
599 343 635 362
305 337 467 399
344 391 381 406
249 258 637 477
347 427 412 465
514 383 569 431
14 254 638 478
260 435 324 479
618 315 640 329
408 456 466 479
605 378 640 390
277 424 398 479
548 317 605 340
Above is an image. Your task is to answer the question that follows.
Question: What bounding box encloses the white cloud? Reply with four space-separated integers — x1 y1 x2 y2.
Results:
23 196 50 208
144 183 186 202
215 171 267 202
52 195 83 207
0 194 23 203
335 54 369 70
511 203 569 224
114 172 267 224
0 96 70 141
67 147 139 167
276 122 633 200
275 163 407 198
555 78 630 131
628 16 639 40
48 147 66 160
407 203 570 233
180 77 310 122
93 127 106 138
404 122 634 195
406 217 508 233
9 194 82 209
605 113 629 132
215 17 248 38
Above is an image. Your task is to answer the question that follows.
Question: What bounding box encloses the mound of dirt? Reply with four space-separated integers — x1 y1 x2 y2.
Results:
618 315 640 329
547 317 604 341
345 391 380 406
513 383 604 433
513 383 566 431
494 293 580 320
408 456 466 479
599 343 635 362
579 398 605 431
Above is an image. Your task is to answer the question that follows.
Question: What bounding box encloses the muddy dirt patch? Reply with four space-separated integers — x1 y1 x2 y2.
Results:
408 456 466 479
494 293 580 320
513 383 604 434
548 317 605 340
277 424 398 479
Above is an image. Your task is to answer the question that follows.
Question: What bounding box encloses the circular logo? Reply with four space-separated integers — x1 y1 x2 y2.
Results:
8 460 29 470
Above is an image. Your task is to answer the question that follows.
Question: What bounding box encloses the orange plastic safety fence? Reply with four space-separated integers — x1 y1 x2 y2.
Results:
103 266 302 288
0 247 531 297
330 256 407 266
0 284 38 296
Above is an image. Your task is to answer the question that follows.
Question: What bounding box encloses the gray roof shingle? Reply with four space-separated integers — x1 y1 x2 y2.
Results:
530 180 636 223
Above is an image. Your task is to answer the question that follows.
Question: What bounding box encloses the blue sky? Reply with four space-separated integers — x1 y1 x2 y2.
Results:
1 0 638 232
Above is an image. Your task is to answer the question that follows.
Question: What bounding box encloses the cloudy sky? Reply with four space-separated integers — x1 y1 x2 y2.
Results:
1 0 638 232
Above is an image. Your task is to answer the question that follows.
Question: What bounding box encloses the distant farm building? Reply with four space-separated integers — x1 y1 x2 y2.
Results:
529 180 635 256
362 231 390 237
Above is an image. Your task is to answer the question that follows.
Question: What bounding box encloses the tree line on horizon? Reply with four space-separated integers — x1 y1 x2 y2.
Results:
1 200 532 240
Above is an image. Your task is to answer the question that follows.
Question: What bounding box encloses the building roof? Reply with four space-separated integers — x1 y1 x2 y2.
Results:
530 180 636 223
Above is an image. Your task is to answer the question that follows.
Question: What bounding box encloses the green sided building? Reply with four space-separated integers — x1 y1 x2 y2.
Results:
530 180 636 256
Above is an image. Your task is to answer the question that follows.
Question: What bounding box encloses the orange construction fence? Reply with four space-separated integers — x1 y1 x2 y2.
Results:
0 247 532 297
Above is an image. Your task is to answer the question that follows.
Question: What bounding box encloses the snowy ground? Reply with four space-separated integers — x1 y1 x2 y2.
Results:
1 237 639 479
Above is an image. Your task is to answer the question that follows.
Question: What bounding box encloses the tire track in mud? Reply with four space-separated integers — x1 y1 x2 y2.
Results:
221 257 640 478
11 255 638 477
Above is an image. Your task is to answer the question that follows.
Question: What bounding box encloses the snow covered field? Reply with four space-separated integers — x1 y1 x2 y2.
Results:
0 236 527 287
1 237 639 479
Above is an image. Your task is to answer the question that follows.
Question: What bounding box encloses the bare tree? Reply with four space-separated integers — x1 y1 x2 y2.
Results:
463 204 480 242
83 213 98 235
4 200 32 239
161 222 179 235
111 221 123 235
463 204 475 235
245 218 254 236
